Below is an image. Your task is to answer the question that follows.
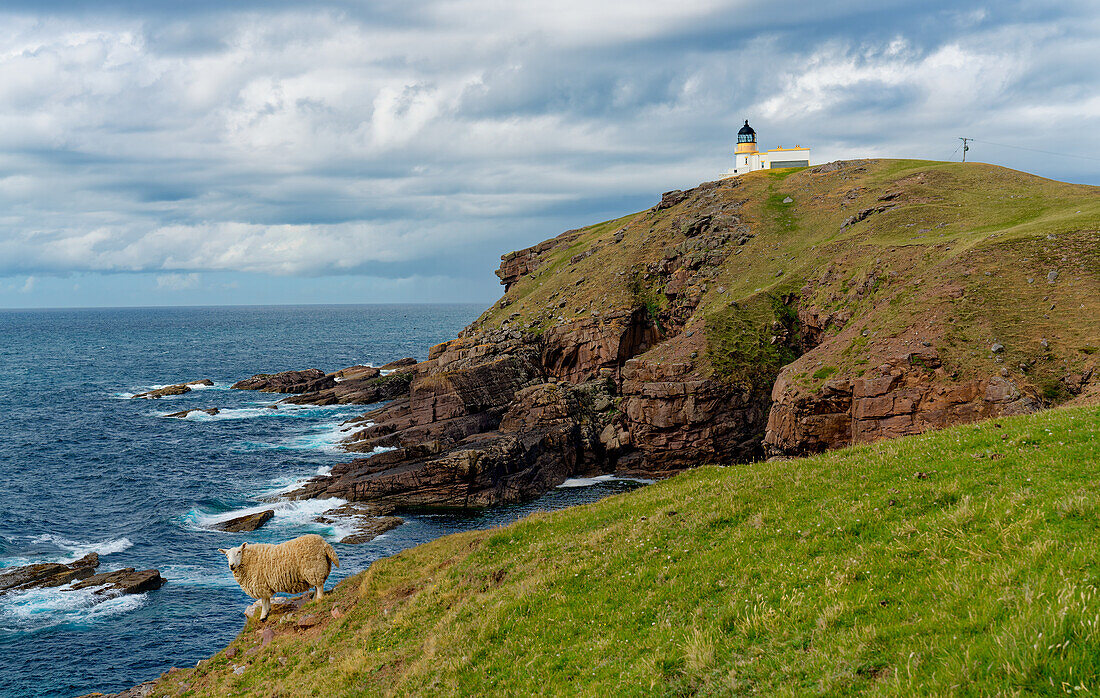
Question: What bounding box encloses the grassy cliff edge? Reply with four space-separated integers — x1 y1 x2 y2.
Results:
148 403 1100 696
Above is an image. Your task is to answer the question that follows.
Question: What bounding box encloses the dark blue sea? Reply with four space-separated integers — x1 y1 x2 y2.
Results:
0 305 648 698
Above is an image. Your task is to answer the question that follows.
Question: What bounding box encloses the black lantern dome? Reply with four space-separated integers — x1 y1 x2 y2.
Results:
737 120 756 143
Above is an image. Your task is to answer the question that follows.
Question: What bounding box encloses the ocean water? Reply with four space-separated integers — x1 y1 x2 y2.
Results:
0 305 649 698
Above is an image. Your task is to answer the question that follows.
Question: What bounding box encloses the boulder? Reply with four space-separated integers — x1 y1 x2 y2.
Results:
232 369 334 394
332 365 381 381
764 352 1039 457
70 568 165 595
290 377 612 508
132 379 212 399
214 509 275 532
133 385 188 399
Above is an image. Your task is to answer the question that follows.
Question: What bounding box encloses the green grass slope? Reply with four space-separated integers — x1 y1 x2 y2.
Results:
153 404 1100 696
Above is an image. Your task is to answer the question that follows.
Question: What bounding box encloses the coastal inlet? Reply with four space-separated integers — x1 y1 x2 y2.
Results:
0 305 648 698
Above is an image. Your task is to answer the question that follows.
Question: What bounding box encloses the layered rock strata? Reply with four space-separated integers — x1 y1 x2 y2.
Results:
764 348 1039 457
232 369 333 393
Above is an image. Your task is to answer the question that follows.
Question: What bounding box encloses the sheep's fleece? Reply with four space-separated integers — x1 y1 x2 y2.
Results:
219 534 339 618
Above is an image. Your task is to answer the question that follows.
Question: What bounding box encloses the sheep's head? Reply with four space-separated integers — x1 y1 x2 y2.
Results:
217 543 246 572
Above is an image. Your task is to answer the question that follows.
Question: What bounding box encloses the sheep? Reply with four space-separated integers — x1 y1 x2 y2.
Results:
218 534 339 621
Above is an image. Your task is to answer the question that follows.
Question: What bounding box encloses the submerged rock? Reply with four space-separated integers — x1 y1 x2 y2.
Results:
311 503 404 544
215 509 275 532
166 407 220 418
339 518 403 545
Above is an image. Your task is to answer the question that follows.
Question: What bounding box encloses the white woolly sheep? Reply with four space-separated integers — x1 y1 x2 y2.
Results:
218 533 339 620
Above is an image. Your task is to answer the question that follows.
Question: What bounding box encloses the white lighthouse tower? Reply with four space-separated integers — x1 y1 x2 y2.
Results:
722 120 811 178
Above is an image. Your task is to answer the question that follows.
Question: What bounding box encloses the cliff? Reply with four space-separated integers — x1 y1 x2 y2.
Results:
283 159 1098 508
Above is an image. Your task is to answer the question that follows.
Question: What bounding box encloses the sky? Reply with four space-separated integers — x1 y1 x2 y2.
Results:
1 0 1098 308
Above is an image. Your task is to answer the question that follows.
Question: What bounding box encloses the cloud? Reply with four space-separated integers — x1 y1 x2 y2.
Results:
20 275 35 293
155 272 200 290
0 0 1097 296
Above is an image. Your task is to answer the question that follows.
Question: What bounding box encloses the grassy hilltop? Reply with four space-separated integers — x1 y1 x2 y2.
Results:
151 403 1100 696
473 159 1099 401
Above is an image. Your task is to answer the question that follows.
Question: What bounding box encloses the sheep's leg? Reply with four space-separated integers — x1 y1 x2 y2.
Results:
314 584 324 601
259 597 271 621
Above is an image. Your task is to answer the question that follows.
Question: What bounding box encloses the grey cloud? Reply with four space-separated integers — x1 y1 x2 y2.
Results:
0 1 1097 285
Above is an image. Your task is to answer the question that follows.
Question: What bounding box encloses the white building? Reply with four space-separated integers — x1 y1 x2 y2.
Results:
721 120 811 178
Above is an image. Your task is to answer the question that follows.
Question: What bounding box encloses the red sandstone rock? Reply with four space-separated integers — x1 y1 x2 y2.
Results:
764 351 1039 457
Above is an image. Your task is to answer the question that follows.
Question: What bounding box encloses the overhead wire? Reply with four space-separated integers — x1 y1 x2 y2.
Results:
970 139 1100 163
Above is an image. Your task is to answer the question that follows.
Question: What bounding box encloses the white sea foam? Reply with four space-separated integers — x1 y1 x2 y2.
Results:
557 475 656 488
163 402 354 423
278 420 360 454
167 406 274 421
0 582 148 633
114 381 228 399
179 496 357 542
24 535 133 563
169 404 304 421
159 564 237 589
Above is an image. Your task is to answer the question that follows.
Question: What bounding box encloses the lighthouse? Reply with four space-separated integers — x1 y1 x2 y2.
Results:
722 120 811 178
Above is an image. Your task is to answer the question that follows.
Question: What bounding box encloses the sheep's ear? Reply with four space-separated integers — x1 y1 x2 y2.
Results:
217 548 228 554
240 542 246 550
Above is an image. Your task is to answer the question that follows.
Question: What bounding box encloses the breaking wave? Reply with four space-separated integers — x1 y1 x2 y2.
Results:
0 583 149 634
557 474 656 488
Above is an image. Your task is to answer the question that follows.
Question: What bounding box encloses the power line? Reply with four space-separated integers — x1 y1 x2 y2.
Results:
971 138 1100 163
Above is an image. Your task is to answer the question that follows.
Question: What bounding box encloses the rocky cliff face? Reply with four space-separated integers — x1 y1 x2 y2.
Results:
764 346 1039 457
273 160 1098 508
